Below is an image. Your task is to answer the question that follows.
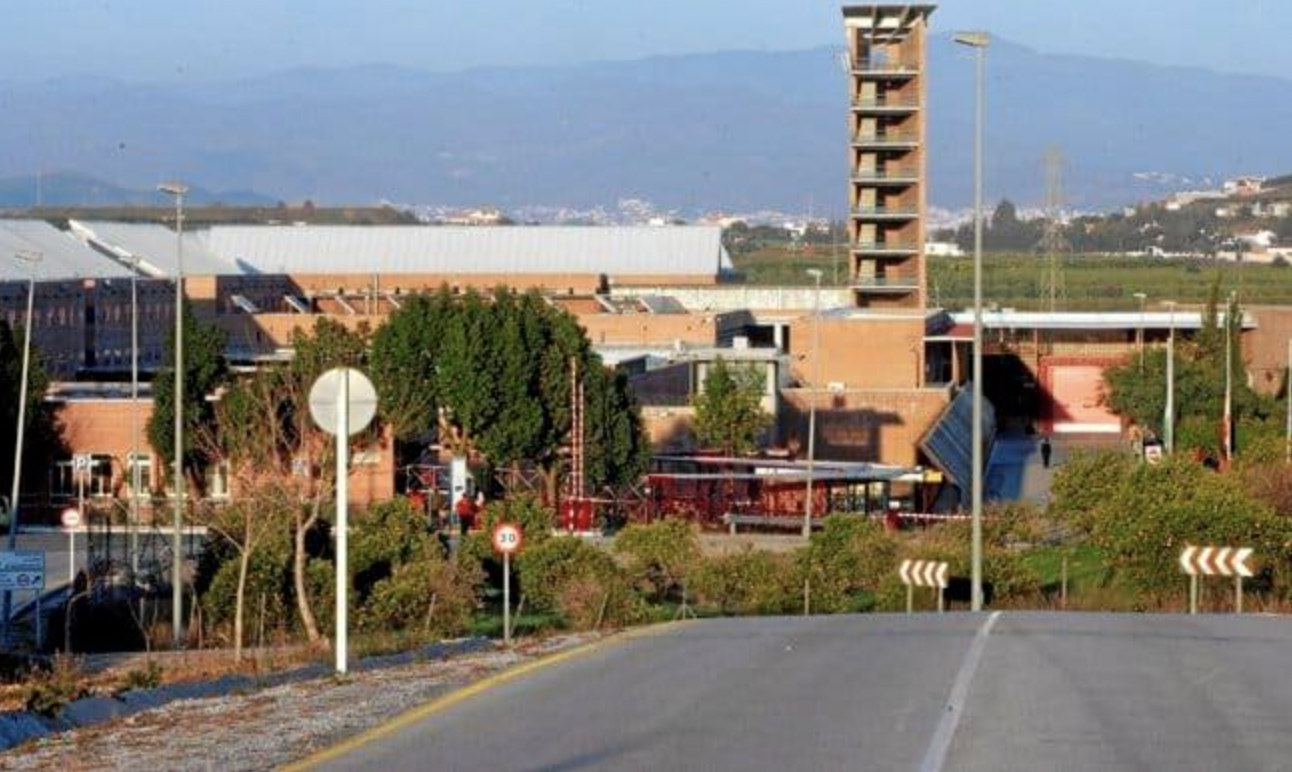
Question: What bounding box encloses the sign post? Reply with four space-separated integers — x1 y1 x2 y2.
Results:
308 367 378 675
899 559 949 613
492 523 523 646
1179 545 1253 614
60 508 81 585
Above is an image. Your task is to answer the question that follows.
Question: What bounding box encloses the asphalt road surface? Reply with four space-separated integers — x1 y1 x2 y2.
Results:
317 613 1292 772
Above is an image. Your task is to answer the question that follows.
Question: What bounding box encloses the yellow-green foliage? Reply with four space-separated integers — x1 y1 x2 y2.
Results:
613 519 701 603
691 549 799 616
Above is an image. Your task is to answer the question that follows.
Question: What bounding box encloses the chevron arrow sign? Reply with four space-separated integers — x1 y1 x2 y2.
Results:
1178 546 1254 578
899 559 949 589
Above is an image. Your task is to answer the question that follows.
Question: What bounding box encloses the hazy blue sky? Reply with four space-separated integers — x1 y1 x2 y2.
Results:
5 0 1289 81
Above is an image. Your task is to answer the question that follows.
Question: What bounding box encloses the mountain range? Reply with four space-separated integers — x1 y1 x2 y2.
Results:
1 34 1290 213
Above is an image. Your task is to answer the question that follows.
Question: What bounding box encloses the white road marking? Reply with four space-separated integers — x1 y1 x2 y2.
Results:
919 611 1002 772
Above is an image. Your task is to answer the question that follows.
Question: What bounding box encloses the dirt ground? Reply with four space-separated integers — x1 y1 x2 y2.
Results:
0 633 596 771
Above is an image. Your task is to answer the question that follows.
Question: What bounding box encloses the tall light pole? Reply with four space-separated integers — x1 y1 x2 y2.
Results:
955 30 989 612
128 254 141 591
1164 301 1176 453
1133 292 1147 375
1 250 41 645
158 181 188 649
1224 290 1236 463
803 268 824 540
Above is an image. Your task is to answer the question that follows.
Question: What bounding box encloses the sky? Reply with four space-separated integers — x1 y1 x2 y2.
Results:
3 0 1290 82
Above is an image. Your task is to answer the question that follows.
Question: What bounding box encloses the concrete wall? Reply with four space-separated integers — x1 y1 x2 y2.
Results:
1244 307 1292 395
779 387 950 465
787 315 926 390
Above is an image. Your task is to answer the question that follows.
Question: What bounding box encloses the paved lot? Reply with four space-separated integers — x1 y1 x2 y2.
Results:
318 613 1292 772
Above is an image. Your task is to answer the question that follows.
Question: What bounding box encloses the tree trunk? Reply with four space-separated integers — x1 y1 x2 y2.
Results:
294 501 322 644
541 465 560 508
234 547 249 662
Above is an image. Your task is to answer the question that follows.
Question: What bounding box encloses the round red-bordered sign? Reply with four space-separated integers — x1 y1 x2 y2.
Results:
60 508 82 529
491 523 523 555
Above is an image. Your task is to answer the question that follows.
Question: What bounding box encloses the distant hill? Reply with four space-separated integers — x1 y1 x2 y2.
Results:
0 171 273 208
2 37 1291 212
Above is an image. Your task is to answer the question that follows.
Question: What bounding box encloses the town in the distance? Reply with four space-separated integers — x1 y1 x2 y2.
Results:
0 3 1290 770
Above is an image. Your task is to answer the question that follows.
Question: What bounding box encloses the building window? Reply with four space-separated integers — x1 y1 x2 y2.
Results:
89 454 114 498
126 452 152 497
207 460 231 500
51 460 75 499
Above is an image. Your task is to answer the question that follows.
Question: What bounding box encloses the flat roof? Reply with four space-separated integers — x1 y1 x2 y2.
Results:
205 225 731 278
944 310 1256 333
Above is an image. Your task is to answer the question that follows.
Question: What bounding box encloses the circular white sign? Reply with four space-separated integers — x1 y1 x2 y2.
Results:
60 508 81 529
492 523 523 555
308 368 378 437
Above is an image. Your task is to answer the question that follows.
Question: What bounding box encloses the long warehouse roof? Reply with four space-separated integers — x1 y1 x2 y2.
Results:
0 220 132 281
69 221 238 278
204 225 732 277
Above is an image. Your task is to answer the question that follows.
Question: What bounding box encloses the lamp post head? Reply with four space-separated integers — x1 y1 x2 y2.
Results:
157 181 189 197
954 31 991 49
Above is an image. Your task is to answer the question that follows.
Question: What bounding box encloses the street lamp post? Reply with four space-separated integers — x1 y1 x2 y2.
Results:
129 255 141 591
1164 301 1176 453
158 181 188 649
955 30 989 612
1133 292 1147 374
803 269 824 540
1224 291 1236 463
1 251 41 646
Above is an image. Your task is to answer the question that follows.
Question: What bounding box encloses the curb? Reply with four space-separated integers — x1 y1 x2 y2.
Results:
0 637 491 753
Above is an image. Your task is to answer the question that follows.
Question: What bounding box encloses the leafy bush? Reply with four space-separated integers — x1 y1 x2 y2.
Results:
691 549 798 615
613 519 701 603
1079 457 1292 596
118 660 163 693
23 655 86 717
796 516 897 613
1050 451 1135 533
517 536 644 629
199 534 293 638
351 498 435 602
361 549 483 638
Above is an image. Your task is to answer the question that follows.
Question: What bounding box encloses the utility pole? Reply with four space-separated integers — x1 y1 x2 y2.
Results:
1041 147 1068 315
158 181 188 649
955 30 990 612
803 269 824 540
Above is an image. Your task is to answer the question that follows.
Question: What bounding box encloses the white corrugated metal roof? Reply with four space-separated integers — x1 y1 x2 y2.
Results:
205 225 730 278
69 220 239 278
0 220 132 281
947 310 1254 331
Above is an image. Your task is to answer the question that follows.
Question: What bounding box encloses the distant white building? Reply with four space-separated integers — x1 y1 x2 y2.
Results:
925 240 964 257
1223 176 1266 197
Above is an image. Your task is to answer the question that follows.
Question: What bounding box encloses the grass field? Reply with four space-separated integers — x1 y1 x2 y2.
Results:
731 247 1292 310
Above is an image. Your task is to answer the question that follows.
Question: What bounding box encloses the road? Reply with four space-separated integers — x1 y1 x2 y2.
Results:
316 613 1292 772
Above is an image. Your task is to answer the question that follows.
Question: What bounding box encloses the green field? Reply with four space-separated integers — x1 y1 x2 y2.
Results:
731 248 1290 310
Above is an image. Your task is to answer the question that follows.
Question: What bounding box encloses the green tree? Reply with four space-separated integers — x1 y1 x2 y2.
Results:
583 363 651 492
693 358 770 455
0 320 58 508
147 302 229 492
208 317 368 644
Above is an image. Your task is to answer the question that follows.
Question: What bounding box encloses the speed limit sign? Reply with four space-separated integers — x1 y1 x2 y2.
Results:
492 523 523 555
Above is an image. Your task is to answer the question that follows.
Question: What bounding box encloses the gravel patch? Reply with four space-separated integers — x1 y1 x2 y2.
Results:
0 633 598 771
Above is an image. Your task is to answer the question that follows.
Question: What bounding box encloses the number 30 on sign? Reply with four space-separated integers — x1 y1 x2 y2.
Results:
492 523 523 555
